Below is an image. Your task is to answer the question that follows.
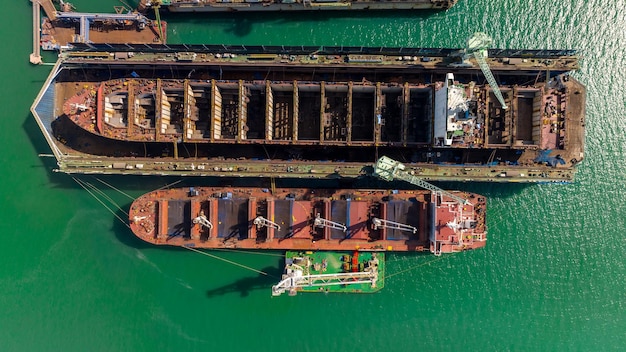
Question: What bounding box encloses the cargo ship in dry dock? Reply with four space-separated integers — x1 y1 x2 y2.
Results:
32 41 585 183
129 186 486 255
138 0 457 12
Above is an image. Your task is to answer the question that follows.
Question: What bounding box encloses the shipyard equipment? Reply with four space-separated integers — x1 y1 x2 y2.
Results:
373 156 470 205
467 32 508 109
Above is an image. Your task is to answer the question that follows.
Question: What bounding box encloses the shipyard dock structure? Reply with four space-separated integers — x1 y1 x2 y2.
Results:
31 0 166 64
138 0 458 12
129 187 487 254
31 44 585 183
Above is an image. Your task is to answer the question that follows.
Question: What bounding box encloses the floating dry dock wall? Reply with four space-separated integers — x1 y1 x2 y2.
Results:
138 0 458 12
32 44 585 183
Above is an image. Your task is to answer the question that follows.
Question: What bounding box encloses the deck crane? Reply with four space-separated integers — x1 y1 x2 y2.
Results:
313 213 347 232
193 213 213 230
373 156 470 205
139 0 164 42
467 32 508 109
253 216 281 231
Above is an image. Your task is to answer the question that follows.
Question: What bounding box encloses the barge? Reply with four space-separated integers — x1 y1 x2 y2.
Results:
129 187 487 254
31 44 585 182
272 251 385 296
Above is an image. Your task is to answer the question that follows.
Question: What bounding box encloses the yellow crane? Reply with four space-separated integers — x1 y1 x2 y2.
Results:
152 1 164 43
120 0 164 42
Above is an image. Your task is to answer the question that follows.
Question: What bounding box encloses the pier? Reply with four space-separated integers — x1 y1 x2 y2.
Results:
30 0 44 64
53 12 149 43
31 0 163 64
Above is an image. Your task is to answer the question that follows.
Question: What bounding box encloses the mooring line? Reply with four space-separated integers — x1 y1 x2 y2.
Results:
385 255 447 280
181 246 275 277
209 247 285 258
94 177 135 200
155 179 183 191
73 177 130 229
81 178 129 216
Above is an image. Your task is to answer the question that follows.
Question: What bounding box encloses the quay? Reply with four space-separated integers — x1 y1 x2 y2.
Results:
31 0 165 64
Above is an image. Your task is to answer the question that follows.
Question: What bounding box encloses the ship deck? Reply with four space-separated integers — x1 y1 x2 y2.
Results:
128 187 487 253
278 251 385 295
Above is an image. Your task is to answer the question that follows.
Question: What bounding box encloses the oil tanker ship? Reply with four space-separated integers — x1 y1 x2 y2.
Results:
32 41 585 182
129 186 486 255
138 0 458 13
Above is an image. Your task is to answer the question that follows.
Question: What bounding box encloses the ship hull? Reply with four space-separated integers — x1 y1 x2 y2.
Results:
129 187 487 254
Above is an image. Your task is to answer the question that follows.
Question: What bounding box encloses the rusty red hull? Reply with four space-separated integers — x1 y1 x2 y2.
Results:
129 187 487 254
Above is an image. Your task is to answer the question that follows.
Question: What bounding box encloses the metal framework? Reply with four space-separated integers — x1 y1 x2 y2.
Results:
272 265 378 296
373 156 470 205
193 215 213 230
313 214 347 232
467 32 508 109
253 216 281 231
372 217 417 233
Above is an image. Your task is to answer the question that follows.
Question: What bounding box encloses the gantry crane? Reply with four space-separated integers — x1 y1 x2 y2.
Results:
467 32 508 109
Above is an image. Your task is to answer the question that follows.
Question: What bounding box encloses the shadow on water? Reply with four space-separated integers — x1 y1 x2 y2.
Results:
205 261 284 298
24 112 53 156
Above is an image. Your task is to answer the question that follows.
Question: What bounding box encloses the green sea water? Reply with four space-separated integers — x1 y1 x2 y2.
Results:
1 0 625 350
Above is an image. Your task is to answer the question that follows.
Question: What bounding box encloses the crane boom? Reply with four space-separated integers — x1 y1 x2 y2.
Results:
373 156 470 205
153 5 163 42
313 214 347 232
272 269 378 296
253 216 281 231
371 218 417 233
467 32 508 109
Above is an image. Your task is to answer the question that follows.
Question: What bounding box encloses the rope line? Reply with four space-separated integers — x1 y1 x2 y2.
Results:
208 247 285 258
181 246 274 277
155 179 183 191
94 177 135 200
81 179 129 216
73 177 130 229
385 255 447 280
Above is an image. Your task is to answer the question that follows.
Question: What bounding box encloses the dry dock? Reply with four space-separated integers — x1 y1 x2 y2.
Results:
31 45 585 183
138 0 458 12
